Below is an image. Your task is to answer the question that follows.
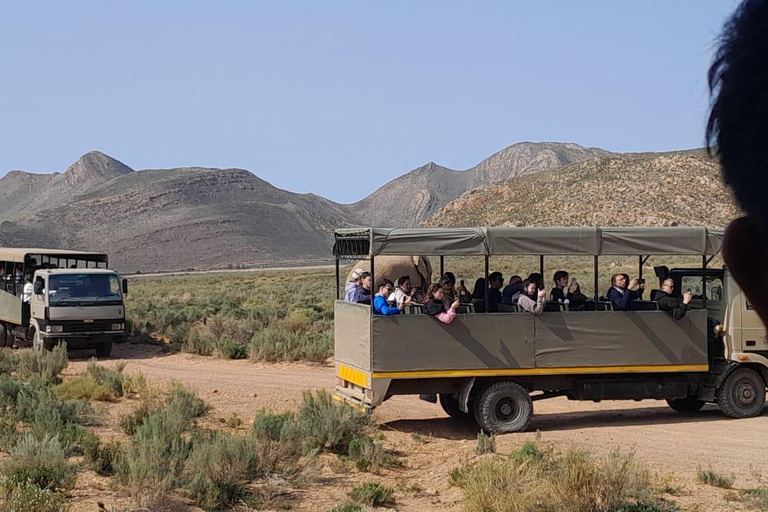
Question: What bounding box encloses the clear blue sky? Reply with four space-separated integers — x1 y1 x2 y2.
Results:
0 1 741 203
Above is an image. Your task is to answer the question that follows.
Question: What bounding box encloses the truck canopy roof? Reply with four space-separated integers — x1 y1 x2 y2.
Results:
333 227 724 257
0 248 108 264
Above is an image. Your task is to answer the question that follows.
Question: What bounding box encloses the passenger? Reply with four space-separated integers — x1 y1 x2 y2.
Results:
526 272 544 291
487 272 504 313
517 279 546 315
623 273 646 299
440 274 457 309
566 279 589 311
351 272 372 305
550 271 569 302
606 274 642 311
344 268 365 302
388 275 412 305
424 283 460 324
502 275 524 304
456 279 472 303
652 279 693 320
21 274 33 304
409 286 427 304
14 264 22 284
471 278 486 300
374 278 409 315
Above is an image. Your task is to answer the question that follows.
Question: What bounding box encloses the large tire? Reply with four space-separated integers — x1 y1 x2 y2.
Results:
0 323 7 348
473 381 533 434
95 341 113 358
439 393 475 422
667 396 706 413
31 328 44 351
716 367 766 419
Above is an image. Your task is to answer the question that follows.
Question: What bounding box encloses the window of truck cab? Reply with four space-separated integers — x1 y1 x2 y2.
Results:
680 275 724 301
48 274 122 306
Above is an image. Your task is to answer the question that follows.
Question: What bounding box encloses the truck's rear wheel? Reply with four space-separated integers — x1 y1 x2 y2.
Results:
717 367 766 419
473 381 533 434
667 396 706 413
439 393 475 422
95 341 113 358
0 323 8 348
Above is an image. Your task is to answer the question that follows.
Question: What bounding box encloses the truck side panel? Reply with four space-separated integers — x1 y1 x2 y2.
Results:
334 301 372 372
0 289 22 325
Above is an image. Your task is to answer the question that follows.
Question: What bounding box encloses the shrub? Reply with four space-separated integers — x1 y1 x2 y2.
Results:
184 432 258 508
53 376 114 401
81 433 122 476
740 487 768 510
1 479 70 512
293 389 372 455
85 360 125 397
216 335 248 360
348 436 394 473
332 503 364 512
348 481 395 507
15 346 68 384
251 411 294 442
119 398 161 435
3 434 76 491
183 328 215 356
475 431 496 455
249 327 332 363
167 382 209 420
696 468 734 489
122 371 149 396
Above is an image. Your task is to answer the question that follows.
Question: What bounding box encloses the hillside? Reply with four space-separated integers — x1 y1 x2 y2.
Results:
350 142 613 227
425 151 739 228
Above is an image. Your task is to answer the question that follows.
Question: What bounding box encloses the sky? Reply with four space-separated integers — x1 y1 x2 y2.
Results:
0 1 742 203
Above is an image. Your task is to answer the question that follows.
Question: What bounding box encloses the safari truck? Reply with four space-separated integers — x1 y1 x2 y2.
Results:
332 227 768 433
0 249 128 357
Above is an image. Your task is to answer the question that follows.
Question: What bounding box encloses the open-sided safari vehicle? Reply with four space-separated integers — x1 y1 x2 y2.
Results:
332 227 767 433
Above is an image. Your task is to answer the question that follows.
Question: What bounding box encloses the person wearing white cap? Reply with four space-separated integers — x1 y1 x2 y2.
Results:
344 268 365 302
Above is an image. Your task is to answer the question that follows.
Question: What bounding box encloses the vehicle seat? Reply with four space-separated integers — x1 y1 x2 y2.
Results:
471 298 486 313
631 300 659 311
597 297 614 311
498 303 517 313
544 301 565 312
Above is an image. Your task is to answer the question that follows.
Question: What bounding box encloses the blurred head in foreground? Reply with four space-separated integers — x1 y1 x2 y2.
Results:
708 0 768 324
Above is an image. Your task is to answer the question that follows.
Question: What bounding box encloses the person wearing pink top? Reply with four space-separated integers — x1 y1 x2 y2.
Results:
424 283 460 324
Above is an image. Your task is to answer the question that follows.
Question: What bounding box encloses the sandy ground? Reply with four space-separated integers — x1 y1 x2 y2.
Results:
64 343 768 511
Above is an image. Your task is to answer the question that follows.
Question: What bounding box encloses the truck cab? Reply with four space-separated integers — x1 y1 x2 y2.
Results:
25 268 128 357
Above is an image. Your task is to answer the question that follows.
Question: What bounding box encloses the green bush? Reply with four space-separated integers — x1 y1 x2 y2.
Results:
475 431 496 455
81 433 122 476
696 468 734 489
293 389 372 455
1 479 70 512
183 328 215 356
348 481 396 507
216 334 248 359
251 411 294 442
332 503 364 512
167 382 209 420
85 360 125 396
249 327 332 363
53 375 114 401
348 436 393 473
15 345 68 384
119 399 161 435
184 432 258 509
3 434 76 491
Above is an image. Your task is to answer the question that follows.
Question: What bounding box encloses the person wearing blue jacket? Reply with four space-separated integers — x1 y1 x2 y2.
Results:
373 278 409 315
606 273 643 311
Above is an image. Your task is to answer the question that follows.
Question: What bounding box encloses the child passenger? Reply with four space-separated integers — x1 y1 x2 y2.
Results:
424 283 460 324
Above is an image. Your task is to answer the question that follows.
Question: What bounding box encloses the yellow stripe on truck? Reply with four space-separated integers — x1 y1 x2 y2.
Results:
338 364 370 388
372 364 709 379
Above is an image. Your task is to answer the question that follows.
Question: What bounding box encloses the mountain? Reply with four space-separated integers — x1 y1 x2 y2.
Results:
349 142 613 227
424 151 739 229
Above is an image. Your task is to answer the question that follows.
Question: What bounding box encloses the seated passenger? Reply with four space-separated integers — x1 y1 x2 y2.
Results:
652 279 693 320
424 283 460 324
606 273 643 311
374 279 409 315
623 273 646 299
409 286 427 304
456 279 472 303
344 268 365 302
351 272 372 304
526 272 543 291
487 272 504 313
517 280 546 315
440 273 457 308
566 279 589 311
388 275 412 305
14 264 22 284
471 278 486 300
502 275 523 304
550 271 569 302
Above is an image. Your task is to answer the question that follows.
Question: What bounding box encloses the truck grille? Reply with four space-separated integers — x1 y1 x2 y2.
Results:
54 320 120 333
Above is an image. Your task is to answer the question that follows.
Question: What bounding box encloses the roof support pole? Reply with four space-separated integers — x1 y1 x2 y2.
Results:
702 255 708 310
638 255 643 280
440 256 444 278
539 255 544 280
593 255 599 303
335 257 340 301
371 256 375 292
484 256 490 310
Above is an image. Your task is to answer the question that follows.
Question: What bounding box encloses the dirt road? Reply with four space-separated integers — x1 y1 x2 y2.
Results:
67 343 768 511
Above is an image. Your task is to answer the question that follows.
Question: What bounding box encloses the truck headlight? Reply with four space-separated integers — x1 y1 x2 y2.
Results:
111 323 124 331
48 325 63 333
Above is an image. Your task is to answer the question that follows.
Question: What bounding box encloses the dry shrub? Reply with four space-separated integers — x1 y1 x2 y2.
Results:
85 359 125 396
696 467 734 489
348 481 396 506
348 436 394 473
53 376 114 401
0 479 70 512
292 389 373 455
2 433 76 491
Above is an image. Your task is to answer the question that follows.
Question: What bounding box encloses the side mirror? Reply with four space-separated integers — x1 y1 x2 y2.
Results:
122 279 128 295
33 280 44 295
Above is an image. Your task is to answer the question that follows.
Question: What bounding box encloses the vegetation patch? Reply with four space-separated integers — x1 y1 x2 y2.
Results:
348 481 396 507
696 467 734 489
475 431 496 455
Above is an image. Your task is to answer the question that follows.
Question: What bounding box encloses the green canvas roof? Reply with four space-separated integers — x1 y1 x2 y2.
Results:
0 248 108 264
333 227 724 257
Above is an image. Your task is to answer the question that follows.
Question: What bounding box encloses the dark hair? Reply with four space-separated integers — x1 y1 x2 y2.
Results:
488 272 503 284
471 278 486 299
611 273 624 286
553 270 568 284
397 275 411 287
526 272 543 288
522 279 536 295
439 275 453 287
707 0 768 239
442 272 456 285
509 275 522 284
360 272 371 279
376 278 393 290
427 283 443 298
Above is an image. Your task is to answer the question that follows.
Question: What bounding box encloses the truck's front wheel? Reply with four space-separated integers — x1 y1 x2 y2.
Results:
717 367 766 419
474 381 533 434
31 329 44 351
95 341 113 358
0 323 8 348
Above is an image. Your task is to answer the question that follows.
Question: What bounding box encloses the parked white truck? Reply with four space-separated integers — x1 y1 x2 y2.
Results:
0 249 128 357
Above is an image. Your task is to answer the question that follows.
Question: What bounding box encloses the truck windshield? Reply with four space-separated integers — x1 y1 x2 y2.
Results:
48 274 122 307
